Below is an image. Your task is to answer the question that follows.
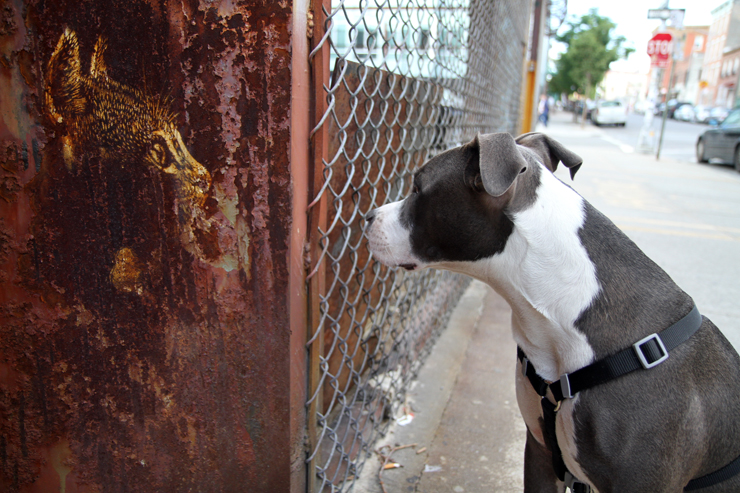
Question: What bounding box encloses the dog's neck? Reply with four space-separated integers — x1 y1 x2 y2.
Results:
437 168 599 381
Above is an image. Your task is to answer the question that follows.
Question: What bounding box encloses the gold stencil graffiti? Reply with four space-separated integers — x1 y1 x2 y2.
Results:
44 29 248 286
45 29 211 206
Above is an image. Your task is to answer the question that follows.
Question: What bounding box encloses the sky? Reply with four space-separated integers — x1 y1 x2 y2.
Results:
551 0 721 73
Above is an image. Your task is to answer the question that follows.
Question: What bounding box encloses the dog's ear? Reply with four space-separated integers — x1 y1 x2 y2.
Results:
469 133 528 197
515 132 583 179
44 29 86 126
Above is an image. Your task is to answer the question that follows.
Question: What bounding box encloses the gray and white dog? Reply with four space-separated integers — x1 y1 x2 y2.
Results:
365 132 740 492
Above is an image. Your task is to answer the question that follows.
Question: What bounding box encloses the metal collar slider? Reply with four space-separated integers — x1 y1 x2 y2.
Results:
633 333 669 369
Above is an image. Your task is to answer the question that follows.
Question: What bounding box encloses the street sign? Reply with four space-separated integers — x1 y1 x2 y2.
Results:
648 9 672 19
647 33 672 56
648 8 685 28
648 32 672 67
652 58 670 68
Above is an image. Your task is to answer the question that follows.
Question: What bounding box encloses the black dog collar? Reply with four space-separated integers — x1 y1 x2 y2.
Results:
554 305 701 402
518 306 702 403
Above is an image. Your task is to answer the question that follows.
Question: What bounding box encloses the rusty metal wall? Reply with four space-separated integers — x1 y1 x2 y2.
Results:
306 0 532 491
0 1 297 491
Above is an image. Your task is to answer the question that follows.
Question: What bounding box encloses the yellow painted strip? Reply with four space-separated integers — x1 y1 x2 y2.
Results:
616 224 739 241
610 216 740 235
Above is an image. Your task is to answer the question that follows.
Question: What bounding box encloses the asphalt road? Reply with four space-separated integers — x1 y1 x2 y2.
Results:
541 111 740 351
592 112 715 165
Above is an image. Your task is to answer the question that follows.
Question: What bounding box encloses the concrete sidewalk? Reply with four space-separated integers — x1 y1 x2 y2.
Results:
535 108 610 139
355 281 524 493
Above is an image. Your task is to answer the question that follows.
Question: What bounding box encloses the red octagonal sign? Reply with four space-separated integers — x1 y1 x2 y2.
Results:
647 32 673 59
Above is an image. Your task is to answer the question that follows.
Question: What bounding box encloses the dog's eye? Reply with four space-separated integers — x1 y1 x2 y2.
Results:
411 183 420 194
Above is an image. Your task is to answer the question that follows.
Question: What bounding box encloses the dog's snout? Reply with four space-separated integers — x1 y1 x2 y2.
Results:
366 209 377 224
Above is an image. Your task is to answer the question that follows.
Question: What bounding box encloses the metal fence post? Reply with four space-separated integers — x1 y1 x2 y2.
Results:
306 1 333 492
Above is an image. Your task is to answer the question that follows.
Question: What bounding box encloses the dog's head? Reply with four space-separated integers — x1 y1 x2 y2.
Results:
365 132 582 270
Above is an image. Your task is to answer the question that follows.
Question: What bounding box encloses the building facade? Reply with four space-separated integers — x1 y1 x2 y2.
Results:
646 26 708 106
718 46 740 107
699 0 740 106
672 27 709 104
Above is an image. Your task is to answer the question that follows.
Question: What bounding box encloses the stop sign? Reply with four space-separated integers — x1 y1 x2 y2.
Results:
647 32 673 60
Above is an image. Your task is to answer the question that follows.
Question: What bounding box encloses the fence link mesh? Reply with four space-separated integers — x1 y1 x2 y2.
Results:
307 1 532 490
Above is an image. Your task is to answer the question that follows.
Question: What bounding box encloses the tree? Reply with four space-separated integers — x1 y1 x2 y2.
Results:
549 9 634 100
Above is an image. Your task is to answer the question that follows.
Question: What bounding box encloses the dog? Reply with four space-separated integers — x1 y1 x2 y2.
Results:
365 132 740 492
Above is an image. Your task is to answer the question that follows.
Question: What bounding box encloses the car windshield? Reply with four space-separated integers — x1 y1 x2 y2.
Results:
599 101 621 107
720 110 740 128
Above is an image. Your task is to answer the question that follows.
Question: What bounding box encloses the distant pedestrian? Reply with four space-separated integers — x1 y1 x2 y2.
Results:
538 94 549 127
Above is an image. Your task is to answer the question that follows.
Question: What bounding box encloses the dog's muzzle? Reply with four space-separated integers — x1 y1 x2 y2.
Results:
365 203 420 271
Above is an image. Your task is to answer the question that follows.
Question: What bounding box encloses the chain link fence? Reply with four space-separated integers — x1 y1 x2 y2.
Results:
306 1 532 490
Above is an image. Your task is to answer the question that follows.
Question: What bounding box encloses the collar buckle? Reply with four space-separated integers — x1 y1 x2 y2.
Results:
633 333 669 369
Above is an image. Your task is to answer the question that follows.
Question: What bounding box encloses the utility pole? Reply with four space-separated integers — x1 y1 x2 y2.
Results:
522 0 543 133
639 1 685 159
654 5 685 160
656 55 676 160
637 1 669 154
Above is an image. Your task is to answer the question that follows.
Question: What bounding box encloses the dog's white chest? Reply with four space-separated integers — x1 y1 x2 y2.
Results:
489 167 599 380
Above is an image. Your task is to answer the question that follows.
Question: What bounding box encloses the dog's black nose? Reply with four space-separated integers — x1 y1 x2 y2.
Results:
366 210 377 224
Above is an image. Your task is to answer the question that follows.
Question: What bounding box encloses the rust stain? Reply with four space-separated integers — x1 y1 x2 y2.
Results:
0 142 24 204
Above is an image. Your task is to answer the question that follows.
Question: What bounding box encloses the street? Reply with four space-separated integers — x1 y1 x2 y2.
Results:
541 110 740 350
593 112 716 164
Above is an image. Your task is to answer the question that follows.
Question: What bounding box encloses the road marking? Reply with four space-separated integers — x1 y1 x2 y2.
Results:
616 224 739 241
600 134 634 154
611 216 740 241
610 216 740 235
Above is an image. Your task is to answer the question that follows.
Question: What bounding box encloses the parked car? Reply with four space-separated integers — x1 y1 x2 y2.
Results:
708 106 730 124
695 108 740 171
632 100 649 115
591 100 627 126
573 100 597 119
669 101 692 119
693 105 712 123
654 99 692 118
673 104 696 122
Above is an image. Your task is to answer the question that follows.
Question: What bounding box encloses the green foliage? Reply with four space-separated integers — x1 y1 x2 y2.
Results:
549 9 635 98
